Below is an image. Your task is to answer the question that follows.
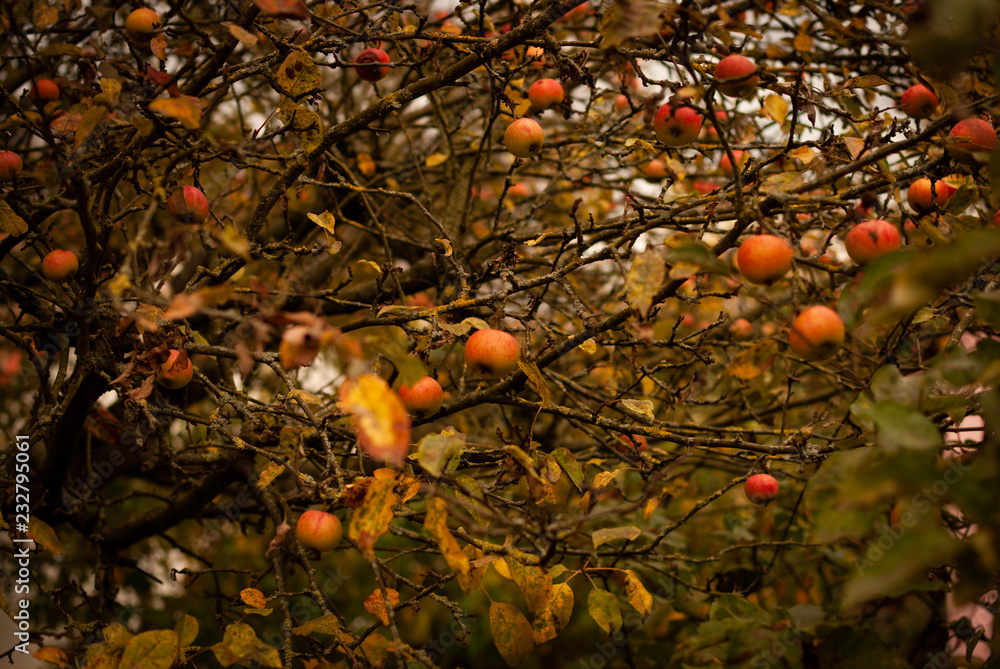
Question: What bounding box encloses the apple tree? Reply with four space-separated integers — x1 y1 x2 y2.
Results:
2 0 1000 667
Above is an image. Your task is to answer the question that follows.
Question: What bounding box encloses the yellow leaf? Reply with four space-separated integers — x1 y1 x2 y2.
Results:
436 238 453 257
225 22 259 47
642 497 659 520
27 516 66 555
592 525 642 548
763 95 788 125
507 559 552 614
241 588 268 609
424 497 475 592
149 96 202 130
276 51 321 99
75 104 107 151
793 31 813 52
621 398 654 421
788 145 817 163
363 588 400 626
518 359 551 407
531 582 574 644
579 338 597 354
843 136 866 160
425 153 449 167
347 477 398 557
490 602 534 666
624 570 653 617
587 588 622 635
0 201 28 235
626 250 667 320
33 647 69 668
593 469 621 489
729 339 779 380
175 614 199 647
100 77 122 102
256 462 285 488
338 374 411 466
119 630 179 669
493 557 512 579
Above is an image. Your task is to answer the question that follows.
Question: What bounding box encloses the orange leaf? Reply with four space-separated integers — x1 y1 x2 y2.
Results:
149 96 202 130
240 588 267 609
347 477 398 557
339 374 411 466
423 497 475 592
363 587 400 626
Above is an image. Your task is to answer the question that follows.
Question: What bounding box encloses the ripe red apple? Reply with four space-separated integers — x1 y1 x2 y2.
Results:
899 84 938 119
745 473 778 505
156 349 194 389
355 48 391 82
528 78 564 111
465 328 519 379
653 104 703 147
125 7 162 39
399 376 444 418
788 305 845 361
167 186 210 224
296 509 343 551
946 119 998 165
906 177 956 213
729 318 753 339
29 79 60 106
720 150 749 177
641 158 669 181
41 249 79 283
0 151 23 182
845 219 900 264
504 118 544 158
736 234 793 285
714 54 759 98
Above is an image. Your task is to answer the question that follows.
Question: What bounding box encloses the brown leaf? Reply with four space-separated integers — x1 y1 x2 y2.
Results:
363 588 400 626
347 477 398 557
0 201 28 235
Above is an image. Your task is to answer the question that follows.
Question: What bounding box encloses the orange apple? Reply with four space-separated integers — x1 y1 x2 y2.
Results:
528 78 564 111
729 318 753 339
720 150 749 178
41 249 79 283
788 305 845 361
125 8 161 39
736 234 793 285
465 328 519 379
399 376 444 418
845 219 900 264
504 118 544 158
906 177 956 213
296 509 343 551
156 349 194 389
29 79 60 106
640 158 669 181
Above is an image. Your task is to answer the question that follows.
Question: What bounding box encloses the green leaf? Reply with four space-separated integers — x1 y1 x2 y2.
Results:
551 447 584 491
415 431 466 478
870 401 943 451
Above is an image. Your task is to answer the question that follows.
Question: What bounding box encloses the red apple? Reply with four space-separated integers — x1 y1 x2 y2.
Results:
788 305 845 361
167 186 210 224
745 473 778 505
125 7 161 39
653 104 703 147
156 349 194 389
506 181 531 200
465 328 519 379
729 318 753 339
899 84 938 119
504 118 544 158
736 234 793 285
720 149 749 177
528 78 564 111
0 151 23 182
641 158 669 181
41 249 79 283
906 177 956 213
946 119 998 165
296 509 343 551
714 54 759 98
845 219 900 264
355 48 391 82
399 376 444 418
29 79 60 106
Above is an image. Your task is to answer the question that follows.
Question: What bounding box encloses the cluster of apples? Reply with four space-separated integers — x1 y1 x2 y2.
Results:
503 71 567 159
